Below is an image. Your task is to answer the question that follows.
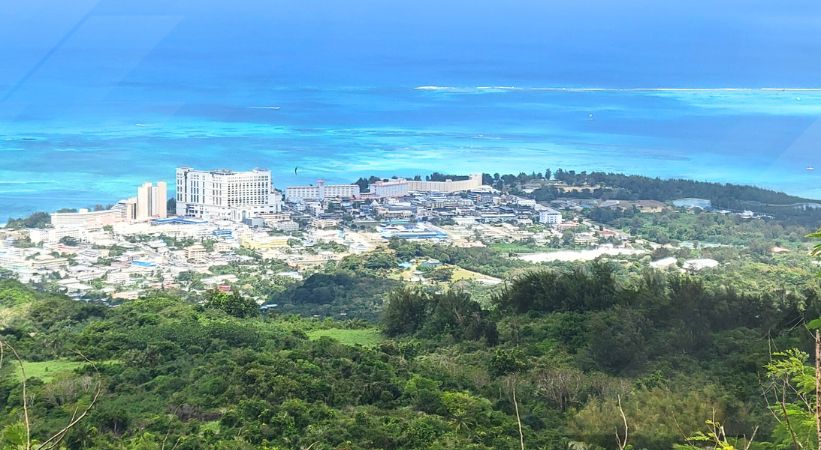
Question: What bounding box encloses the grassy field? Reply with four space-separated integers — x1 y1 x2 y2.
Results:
450 266 501 283
307 328 382 348
16 360 85 383
489 242 544 254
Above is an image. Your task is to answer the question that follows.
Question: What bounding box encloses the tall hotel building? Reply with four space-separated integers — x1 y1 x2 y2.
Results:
175 167 281 221
136 182 168 220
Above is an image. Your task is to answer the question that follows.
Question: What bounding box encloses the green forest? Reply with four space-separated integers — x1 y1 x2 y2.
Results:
3 241 821 449
3 174 821 449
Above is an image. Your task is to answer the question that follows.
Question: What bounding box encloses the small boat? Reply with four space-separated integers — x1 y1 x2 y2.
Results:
807 166 815 171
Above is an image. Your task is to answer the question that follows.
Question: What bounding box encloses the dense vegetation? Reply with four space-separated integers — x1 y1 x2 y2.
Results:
4 212 51 229
589 208 810 247
480 169 821 225
273 271 399 320
3 246 821 449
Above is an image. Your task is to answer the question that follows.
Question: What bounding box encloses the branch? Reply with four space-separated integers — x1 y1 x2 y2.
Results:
36 352 103 450
511 376 525 450
743 426 759 450
779 377 804 450
616 394 628 450
1 340 31 450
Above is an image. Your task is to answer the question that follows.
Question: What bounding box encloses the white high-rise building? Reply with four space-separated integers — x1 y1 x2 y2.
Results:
176 167 281 221
136 182 168 220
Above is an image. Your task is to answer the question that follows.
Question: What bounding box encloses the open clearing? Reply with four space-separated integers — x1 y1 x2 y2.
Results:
307 328 382 347
517 247 646 263
16 360 85 383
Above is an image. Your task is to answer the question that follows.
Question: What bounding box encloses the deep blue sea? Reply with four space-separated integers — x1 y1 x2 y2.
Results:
2 0 821 220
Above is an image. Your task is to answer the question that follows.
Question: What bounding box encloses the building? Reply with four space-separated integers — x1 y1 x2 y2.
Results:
285 180 360 202
538 208 563 225
176 167 282 221
370 179 410 198
51 208 122 228
379 223 448 241
137 182 168 220
369 173 485 197
408 173 484 193
240 234 290 250
185 244 207 261
628 200 668 213
114 198 138 222
673 198 712 210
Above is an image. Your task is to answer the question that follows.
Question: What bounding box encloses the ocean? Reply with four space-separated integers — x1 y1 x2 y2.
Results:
2 0 821 220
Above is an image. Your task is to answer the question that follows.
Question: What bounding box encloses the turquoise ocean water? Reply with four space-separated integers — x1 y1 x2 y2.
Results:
2 1 821 220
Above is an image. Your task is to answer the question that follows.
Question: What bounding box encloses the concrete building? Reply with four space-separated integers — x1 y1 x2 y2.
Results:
408 173 484 193
176 167 281 221
538 208 563 225
370 179 410 198
370 173 484 197
285 180 360 202
185 244 207 261
51 209 122 228
240 234 290 250
114 198 138 222
137 182 168 220
673 198 712 210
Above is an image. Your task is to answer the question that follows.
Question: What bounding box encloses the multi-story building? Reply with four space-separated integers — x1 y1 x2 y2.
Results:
538 208 563 225
175 167 281 221
370 179 410 197
408 173 484 193
137 182 168 220
50 208 122 228
370 173 485 197
114 198 138 222
285 180 360 202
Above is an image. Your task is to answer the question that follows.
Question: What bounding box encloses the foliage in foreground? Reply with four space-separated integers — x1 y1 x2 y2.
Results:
2 251 821 449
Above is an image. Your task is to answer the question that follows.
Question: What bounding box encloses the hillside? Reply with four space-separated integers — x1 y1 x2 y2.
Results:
2 259 821 449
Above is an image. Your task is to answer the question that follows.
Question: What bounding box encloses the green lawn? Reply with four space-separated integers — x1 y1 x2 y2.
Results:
16 360 84 383
489 242 544 254
307 328 382 348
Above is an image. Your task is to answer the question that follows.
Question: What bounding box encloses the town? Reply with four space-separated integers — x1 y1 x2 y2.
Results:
0 166 769 304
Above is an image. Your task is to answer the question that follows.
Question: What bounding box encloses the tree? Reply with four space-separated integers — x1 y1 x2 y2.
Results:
761 349 817 450
383 288 429 336
204 290 259 318
810 229 821 258
354 177 370 192
59 236 79 246
5 212 51 229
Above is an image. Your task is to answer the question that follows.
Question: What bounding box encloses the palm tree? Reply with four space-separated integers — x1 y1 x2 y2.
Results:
810 229 821 257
